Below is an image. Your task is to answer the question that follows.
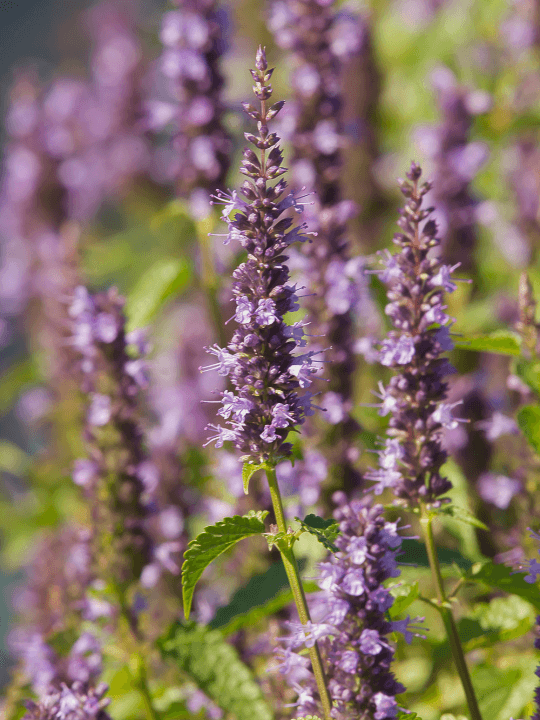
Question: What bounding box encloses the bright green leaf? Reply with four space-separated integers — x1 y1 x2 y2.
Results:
453 330 522 356
182 512 268 619
396 712 422 720
125 257 191 332
515 359 540 396
242 461 271 495
295 514 340 552
436 504 488 531
388 581 419 618
517 404 540 456
466 560 540 612
159 623 274 720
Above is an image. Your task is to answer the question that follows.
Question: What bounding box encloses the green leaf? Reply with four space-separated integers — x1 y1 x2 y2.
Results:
242 461 271 495
398 538 472 570
396 712 422 720
295 514 340 553
160 623 273 720
440 715 467 720
436 504 488 531
438 460 485 561
471 662 521 720
453 330 521 356
125 257 191 332
466 560 540 612
517 404 540 455
388 581 419 618
182 512 268 619
515 359 540 396
0 440 30 476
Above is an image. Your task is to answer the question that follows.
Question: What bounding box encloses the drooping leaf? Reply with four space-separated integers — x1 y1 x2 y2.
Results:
517 404 540 456
242 461 271 495
125 257 191 332
182 512 267 619
295 514 340 553
466 560 540 612
453 330 521 356
159 623 274 720
388 581 419 618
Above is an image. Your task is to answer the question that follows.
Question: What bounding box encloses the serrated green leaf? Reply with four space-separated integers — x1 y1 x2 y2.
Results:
125 257 191 332
515 359 540 396
160 623 273 720
517 404 540 455
453 330 521 356
466 560 540 612
436 504 488 531
295 514 340 552
182 513 267 619
242 461 271 495
396 712 422 720
388 581 419 618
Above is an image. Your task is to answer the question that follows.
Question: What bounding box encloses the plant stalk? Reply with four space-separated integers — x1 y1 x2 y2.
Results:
266 467 333 720
420 511 483 720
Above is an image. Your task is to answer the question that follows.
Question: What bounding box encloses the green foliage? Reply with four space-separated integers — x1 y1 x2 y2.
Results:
388 581 419 618
125 257 191 331
516 404 540 456
396 712 422 720
182 512 268 619
295 514 340 553
514 359 540 396
466 560 540 612
241 461 272 495
436 504 488 531
453 330 522 356
398 539 472 570
159 623 274 720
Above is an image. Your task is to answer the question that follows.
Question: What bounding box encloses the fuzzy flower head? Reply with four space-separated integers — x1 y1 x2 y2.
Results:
203 48 317 463
367 162 461 507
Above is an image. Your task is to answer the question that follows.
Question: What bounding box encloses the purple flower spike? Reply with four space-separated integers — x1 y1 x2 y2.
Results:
202 49 317 463
148 0 231 211
22 681 111 720
268 0 375 492
366 163 460 507
277 496 407 718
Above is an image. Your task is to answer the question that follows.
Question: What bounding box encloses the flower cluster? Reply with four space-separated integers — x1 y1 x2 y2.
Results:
366 162 460 506
70 286 155 588
415 66 490 274
22 682 111 720
277 495 413 719
148 0 231 213
202 47 317 462
268 0 369 490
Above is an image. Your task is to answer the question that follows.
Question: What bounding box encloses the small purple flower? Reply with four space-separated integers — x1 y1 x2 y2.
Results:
477 473 521 509
72 459 99 488
254 298 278 326
359 628 384 655
235 296 253 324
87 394 111 426
379 335 415 366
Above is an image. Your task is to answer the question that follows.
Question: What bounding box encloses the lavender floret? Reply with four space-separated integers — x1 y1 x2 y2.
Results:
22 682 111 720
203 47 316 463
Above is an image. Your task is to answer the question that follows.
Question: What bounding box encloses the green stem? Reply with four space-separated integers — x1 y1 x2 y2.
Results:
420 511 483 720
266 467 333 720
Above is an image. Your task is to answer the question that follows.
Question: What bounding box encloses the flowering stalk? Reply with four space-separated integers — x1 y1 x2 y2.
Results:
268 0 364 493
204 47 332 719
370 162 483 720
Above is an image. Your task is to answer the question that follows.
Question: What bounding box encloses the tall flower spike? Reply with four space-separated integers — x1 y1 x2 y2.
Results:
277 495 410 719
268 0 369 493
148 0 231 215
203 46 316 463
366 162 459 507
70 286 154 590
